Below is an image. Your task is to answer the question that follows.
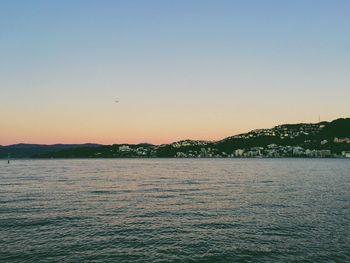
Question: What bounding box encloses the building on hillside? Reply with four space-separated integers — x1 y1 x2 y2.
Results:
334 137 350 143
200 148 209 158
321 140 328 145
341 151 350 158
119 145 130 151
234 149 244 157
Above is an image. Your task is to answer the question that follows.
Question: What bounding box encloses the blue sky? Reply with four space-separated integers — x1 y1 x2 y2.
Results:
1 0 349 144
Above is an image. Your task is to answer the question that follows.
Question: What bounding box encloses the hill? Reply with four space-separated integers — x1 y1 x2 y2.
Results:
3 118 350 159
0 144 100 159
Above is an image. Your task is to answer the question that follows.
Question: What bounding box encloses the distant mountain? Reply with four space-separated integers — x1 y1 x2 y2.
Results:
0 143 101 159
3 118 350 159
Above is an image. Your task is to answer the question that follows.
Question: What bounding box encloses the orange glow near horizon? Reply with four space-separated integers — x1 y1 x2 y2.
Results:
1 110 345 146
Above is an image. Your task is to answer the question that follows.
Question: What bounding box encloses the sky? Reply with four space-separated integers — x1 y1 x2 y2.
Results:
1 0 349 145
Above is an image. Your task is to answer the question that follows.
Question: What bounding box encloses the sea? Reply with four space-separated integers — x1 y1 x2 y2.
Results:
1 159 349 262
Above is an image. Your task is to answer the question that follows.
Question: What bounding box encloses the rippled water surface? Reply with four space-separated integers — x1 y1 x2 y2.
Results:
1 159 349 262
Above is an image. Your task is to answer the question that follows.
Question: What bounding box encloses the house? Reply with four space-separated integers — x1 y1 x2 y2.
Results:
334 137 350 143
234 149 244 157
342 151 350 158
119 145 130 151
321 140 328 145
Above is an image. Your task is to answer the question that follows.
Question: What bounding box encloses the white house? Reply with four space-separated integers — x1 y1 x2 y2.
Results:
342 151 350 158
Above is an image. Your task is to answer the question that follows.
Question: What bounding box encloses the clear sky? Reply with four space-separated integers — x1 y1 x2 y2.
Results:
1 0 349 145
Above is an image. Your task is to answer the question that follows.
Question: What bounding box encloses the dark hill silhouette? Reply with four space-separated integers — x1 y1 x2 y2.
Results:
0 144 100 159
